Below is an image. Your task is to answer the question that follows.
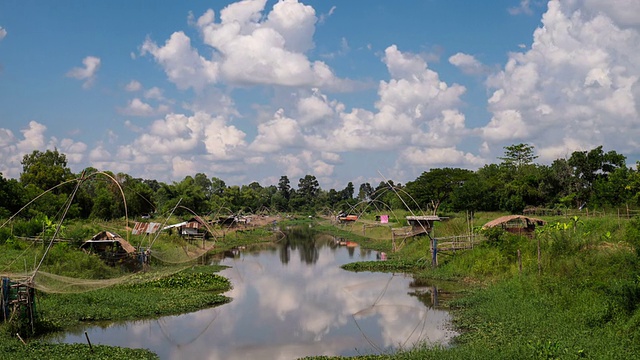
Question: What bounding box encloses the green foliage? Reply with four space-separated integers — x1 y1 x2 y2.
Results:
498 143 538 168
626 216 640 257
40 243 123 279
10 217 44 237
0 336 158 360
131 271 230 291
341 259 423 273
0 226 12 244
405 168 474 214
36 267 232 331
20 149 74 193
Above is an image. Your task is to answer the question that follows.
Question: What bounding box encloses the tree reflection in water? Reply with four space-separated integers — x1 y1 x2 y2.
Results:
55 226 456 359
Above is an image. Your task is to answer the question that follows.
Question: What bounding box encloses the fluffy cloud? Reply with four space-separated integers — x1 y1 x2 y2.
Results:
0 121 86 178
203 116 247 159
449 52 487 75
141 32 219 91
483 0 640 161
66 56 101 89
296 91 334 127
508 0 533 15
399 147 485 168
568 0 640 28
119 98 170 117
143 0 344 91
250 109 304 152
59 138 87 164
125 80 142 92
0 26 6 41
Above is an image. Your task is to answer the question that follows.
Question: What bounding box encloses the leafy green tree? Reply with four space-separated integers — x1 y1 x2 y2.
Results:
270 176 291 212
208 177 228 211
591 166 633 207
0 173 24 218
239 182 269 212
277 176 291 200
290 175 320 212
120 175 156 217
341 182 355 200
568 146 626 207
358 182 373 201
173 176 208 215
498 143 538 168
450 172 487 214
547 158 576 207
405 168 474 214
194 173 212 201
20 149 74 193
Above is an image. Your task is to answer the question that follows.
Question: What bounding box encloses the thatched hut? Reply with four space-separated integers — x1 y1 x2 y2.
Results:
482 215 546 237
406 215 441 235
80 231 137 265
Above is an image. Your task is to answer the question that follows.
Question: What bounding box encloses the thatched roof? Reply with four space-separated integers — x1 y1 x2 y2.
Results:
482 215 546 229
83 230 137 254
406 216 441 221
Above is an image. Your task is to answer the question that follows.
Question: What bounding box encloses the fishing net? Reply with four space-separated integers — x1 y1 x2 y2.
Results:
9 265 191 294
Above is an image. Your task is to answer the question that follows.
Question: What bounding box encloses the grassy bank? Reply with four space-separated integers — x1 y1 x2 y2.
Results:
0 218 280 359
312 213 640 359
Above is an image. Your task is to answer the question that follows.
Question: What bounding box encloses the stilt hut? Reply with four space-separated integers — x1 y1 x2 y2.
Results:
80 231 137 266
482 215 546 237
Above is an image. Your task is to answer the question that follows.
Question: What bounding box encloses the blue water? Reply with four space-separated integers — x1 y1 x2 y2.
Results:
55 237 455 359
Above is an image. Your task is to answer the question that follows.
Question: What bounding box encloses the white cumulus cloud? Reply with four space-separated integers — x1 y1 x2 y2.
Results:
66 56 101 89
449 52 487 75
483 0 640 161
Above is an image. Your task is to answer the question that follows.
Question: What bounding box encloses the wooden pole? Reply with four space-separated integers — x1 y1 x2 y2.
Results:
431 237 438 268
85 331 93 352
391 231 396 252
537 237 541 276
517 249 522 274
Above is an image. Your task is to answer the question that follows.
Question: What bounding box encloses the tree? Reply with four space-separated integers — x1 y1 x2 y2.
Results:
358 182 373 201
341 182 355 200
290 175 320 212
450 173 486 214
174 176 208 215
0 173 24 218
568 146 626 207
277 176 291 200
194 173 212 200
20 149 74 193
499 143 538 168
121 174 156 217
405 168 473 214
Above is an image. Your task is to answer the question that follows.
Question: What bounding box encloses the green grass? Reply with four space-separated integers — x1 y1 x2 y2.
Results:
4 214 640 359
0 265 231 359
328 213 640 359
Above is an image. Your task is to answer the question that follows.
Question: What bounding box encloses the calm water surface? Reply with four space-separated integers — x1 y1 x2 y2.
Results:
55 232 456 359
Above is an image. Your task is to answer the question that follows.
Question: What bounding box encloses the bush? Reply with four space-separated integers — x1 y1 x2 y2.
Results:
0 227 12 244
11 218 43 237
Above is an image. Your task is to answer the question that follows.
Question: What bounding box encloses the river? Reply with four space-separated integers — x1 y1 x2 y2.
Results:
54 229 455 359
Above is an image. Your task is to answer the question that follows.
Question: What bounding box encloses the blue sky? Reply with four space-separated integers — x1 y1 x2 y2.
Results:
1 0 639 190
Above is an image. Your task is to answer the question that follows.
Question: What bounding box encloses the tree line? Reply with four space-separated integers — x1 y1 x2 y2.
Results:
1 144 639 221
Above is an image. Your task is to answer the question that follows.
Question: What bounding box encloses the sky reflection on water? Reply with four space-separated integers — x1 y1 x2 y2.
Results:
56 234 455 359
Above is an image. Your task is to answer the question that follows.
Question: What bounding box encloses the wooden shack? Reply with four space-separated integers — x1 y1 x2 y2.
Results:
80 231 137 265
406 216 441 235
482 215 546 237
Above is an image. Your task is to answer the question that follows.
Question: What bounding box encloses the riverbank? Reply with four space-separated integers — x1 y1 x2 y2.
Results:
0 220 280 359
3 214 640 359
308 213 640 359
